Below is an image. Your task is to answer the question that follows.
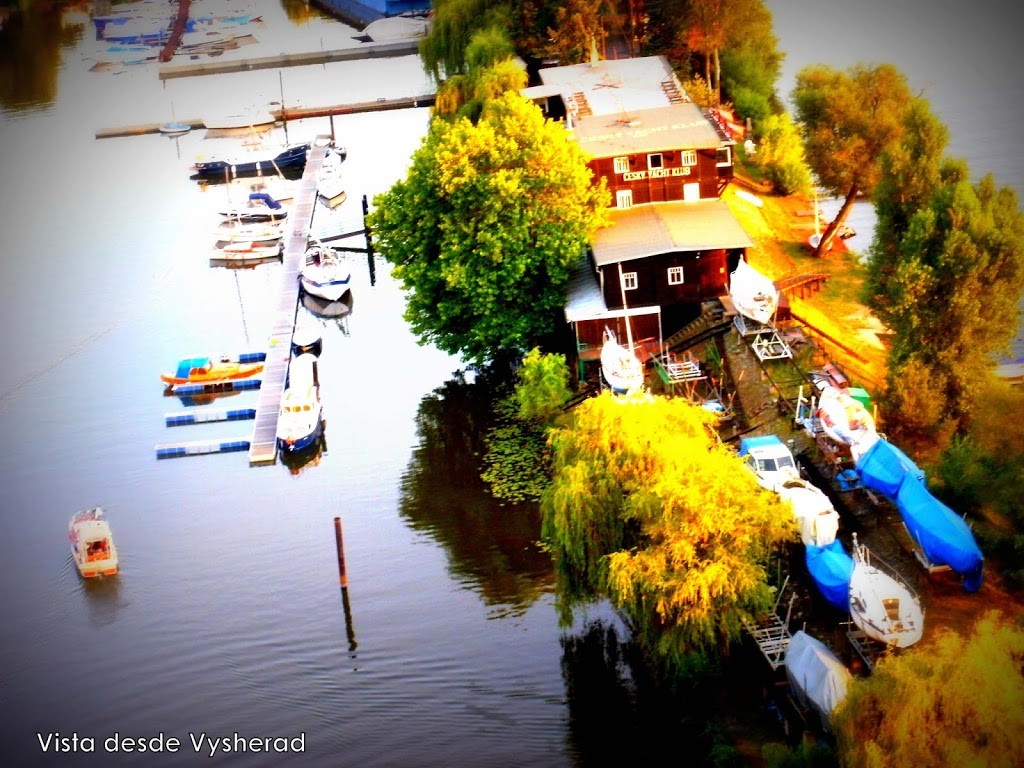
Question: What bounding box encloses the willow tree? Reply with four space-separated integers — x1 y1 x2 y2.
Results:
541 393 797 663
833 611 1024 767
369 92 608 363
793 63 913 257
419 0 514 83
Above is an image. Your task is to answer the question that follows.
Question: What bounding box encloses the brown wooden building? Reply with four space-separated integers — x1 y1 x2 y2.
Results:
523 56 753 361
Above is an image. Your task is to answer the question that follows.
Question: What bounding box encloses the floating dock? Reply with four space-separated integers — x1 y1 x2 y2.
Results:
155 438 251 459
165 407 257 427
247 137 332 466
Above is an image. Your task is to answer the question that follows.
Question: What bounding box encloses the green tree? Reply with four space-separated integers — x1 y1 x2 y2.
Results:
869 163 1024 435
541 392 797 664
419 0 513 82
369 92 608 363
752 112 811 196
833 611 1024 768
515 347 573 423
793 63 913 257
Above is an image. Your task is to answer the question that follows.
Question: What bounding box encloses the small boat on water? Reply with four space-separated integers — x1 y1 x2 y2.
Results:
276 354 323 453
211 240 284 265
213 221 284 246
600 327 644 395
300 242 352 302
201 109 276 131
729 257 779 325
218 192 289 223
191 141 311 181
317 146 348 208
160 356 264 387
69 508 118 578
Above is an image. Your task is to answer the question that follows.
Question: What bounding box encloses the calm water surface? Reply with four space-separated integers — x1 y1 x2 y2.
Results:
0 7 653 767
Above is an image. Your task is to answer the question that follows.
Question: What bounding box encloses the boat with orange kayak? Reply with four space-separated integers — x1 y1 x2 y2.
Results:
160 356 264 387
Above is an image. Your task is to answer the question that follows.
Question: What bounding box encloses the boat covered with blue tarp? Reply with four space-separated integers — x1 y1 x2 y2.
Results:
855 437 925 501
805 540 854 611
896 474 984 592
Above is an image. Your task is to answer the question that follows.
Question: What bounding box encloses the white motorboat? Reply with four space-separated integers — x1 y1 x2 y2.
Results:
300 242 352 302
218 192 289 223
276 354 323 453
729 257 779 325
213 221 284 245
202 109 276 130
69 507 119 578
317 146 347 207
848 534 924 648
600 327 644 395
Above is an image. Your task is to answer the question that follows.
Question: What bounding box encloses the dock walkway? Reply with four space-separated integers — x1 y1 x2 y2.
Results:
247 137 331 465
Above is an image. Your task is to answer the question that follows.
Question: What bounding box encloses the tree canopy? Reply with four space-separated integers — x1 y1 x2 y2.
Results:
833 610 1024 768
541 392 797 665
793 63 914 256
368 92 608 363
866 117 1024 436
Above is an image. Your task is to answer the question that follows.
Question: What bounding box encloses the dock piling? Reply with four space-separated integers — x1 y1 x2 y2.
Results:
333 516 348 589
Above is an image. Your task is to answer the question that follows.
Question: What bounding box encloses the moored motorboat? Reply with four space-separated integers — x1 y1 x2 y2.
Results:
191 141 311 181
600 327 644 395
213 221 283 245
69 507 118 578
210 240 283 266
300 242 352 302
160 356 264 387
201 109 276 130
218 192 289 223
276 354 323 452
317 146 347 207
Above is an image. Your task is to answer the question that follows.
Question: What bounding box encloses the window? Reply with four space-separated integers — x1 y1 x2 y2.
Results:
647 153 663 170
613 156 629 174
716 146 732 167
616 189 633 209
667 266 684 285
620 271 638 291
680 150 697 166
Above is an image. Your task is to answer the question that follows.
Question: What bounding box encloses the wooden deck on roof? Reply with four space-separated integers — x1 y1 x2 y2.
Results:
247 137 330 466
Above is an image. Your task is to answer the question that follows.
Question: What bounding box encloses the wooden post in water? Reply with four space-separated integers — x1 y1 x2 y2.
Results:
332 517 357 652
333 516 348 588
362 194 376 286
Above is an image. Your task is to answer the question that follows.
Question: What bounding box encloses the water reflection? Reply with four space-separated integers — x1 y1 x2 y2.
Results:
301 288 354 320
560 619 718 764
76 571 126 629
280 431 328 475
399 362 554 615
0 4 83 111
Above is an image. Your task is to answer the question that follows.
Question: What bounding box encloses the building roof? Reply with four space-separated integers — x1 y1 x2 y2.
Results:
571 104 722 158
591 199 754 267
538 56 682 115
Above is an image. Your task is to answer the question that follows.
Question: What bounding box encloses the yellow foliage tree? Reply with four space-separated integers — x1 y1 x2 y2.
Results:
833 610 1024 768
541 392 797 662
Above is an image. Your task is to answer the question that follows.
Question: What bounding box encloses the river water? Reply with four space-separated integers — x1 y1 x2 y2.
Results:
767 0 1024 361
0 6 635 767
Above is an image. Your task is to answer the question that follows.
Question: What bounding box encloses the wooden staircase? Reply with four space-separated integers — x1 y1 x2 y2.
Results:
660 78 684 104
664 305 733 354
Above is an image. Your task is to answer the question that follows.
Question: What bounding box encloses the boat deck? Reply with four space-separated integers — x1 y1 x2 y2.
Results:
248 138 330 466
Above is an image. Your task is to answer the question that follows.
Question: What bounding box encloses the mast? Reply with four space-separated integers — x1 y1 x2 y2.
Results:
616 261 635 351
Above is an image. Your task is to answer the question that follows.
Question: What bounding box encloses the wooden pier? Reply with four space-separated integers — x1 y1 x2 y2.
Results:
247 137 331 466
158 40 421 80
